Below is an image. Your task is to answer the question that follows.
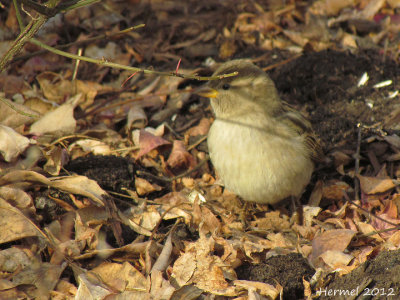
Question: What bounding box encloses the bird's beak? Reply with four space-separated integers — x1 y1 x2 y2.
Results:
194 86 219 98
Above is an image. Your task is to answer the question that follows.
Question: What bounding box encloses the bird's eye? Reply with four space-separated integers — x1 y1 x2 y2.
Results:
222 83 231 90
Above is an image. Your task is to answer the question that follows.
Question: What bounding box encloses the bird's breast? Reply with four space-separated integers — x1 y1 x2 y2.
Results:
207 118 314 204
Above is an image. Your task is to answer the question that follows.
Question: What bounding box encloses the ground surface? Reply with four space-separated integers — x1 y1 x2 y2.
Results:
1 0 400 299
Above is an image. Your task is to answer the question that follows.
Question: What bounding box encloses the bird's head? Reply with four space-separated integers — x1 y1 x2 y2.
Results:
195 59 281 118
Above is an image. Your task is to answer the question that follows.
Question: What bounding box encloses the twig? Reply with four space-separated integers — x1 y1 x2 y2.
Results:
354 124 362 200
187 135 207 151
262 54 302 71
30 37 239 81
84 89 193 117
72 48 82 81
50 134 101 146
345 196 398 227
12 26 144 63
0 96 40 119
0 0 63 70
0 15 48 70
136 156 209 183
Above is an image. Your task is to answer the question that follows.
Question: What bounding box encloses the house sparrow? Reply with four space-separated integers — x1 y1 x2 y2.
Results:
196 59 324 204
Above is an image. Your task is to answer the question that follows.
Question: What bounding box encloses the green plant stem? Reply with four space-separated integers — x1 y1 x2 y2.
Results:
12 25 145 63
29 38 237 81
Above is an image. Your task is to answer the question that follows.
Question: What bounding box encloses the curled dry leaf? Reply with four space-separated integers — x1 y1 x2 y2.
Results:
135 177 162 195
355 221 384 242
0 125 30 162
29 94 82 137
325 0 355 16
385 231 400 249
0 186 35 215
149 270 175 300
0 98 38 128
128 205 161 235
172 234 236 296
127 104 148 130
134 129 171 159
322 180 352 200
310 229 356 266
303 205 322 227
90 261 147 294
69 139 111 156
234 280 280 299
318 250 354 270
167 140 196 173
0 170 106 207
250 211 291 231
75 272 113 299
185 117 211 137
0 197 39 244
0 248 33 278
356 174 396 194
192 204 221 234
151 233 173 273
43 146 66 175
36 72 74 104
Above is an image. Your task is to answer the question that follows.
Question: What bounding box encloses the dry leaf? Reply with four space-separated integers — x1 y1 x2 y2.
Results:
69 139 111 155
186 117 211 137
135 177 162 195
250 211 291 231
0 170 106 206
134 129 171 158
234 280 280 299
0 125 30 162
355 221 384 242
310 229 356 265
0 98 38 128
318 250 354 269
150 270 176 299
326 0 355 16
357 174 396 194
43 146 66 175
322 181 352 200
172 234 236 296
91 261 147 293
0 197 39 244
127 104 148 130
167 140 196 172
29 94 82 137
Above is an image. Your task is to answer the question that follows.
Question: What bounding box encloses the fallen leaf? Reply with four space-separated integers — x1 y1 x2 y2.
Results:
0 170 106 206
135 177 162 195
319 250 354 269
310 229 356 265
134 129 171 159
29 94 82 137
0 197 39 244
0 125 30 162
167 140 196 172
234 280 280 298
0 98 38 128
357 174 396 194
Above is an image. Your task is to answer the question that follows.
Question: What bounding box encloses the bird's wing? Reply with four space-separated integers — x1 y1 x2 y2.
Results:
279 103 326 164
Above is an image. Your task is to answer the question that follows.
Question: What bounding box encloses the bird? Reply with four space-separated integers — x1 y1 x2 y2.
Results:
195 59 324 205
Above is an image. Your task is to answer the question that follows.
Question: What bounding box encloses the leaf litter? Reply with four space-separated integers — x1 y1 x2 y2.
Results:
1 0 400 299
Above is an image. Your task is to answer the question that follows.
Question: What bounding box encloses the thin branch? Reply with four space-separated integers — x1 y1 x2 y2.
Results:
0 96 40 119
136 156 209 183
12 25 145 63
354 124 362 200
30 38 238 81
